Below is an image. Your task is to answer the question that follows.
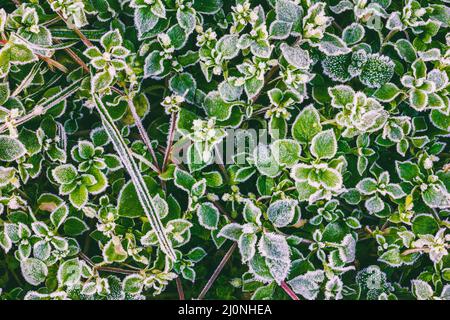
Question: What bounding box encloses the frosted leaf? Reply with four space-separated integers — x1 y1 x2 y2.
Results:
270 139 301 168
217 35 240 60
152 194 169 219
243 200 262 225
275 0 303 35
395 39 417 63
103 236 128 263
328 85 355 108
356 178 378 195
321 54 353 82
412 280 434 300
122 274 144 296
0 231 12 253
133 8 159 39
218 223 243 241
378 248 403 267
203 91 235 121
267 199 298 228
329 0 353 14
166 219 193 247
385 184 406 199
266 257 291 284
359 54 395 88
292 104 322 143
365 195 385 214
218 80 243 102
386 12 403 31
197 202 220 230
143 51 164 79
418 48 441 61
324 276 343 300
356 265 389 291
269 20 292 40
317 33 351 56
287 270 325 300
258 232 290 262
20 258 48 286
338 234 356 263
310 129 337 160
238 233 257 262
57 258 81 287
52 164 78 184
427 69 449 91
0 135 26 162
280 43 311 69
342 23 365 45
253 144 280 178
440 285 450 300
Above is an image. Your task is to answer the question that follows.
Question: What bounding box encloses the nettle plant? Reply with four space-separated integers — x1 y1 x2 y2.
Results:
0 0 449 301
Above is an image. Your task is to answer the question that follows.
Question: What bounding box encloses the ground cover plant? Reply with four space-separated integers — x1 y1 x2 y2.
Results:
0 0 449 301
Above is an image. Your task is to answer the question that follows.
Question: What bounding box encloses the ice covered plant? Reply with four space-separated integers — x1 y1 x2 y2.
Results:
0 0 449 301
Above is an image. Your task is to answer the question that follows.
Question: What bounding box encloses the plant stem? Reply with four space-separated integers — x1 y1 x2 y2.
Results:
176 277 185 300
93 94 176 261
128 97 161 173
0 77 84 134
214 144 229 183
78 252 138 275
162 112 177 172
280 281 300 300
381 29 399 51
197 242 237 300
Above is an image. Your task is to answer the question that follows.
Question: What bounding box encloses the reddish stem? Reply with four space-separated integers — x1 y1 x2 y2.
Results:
176 277 185 300
280 281 299 301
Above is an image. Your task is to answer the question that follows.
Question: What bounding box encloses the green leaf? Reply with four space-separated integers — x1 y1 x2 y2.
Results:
0 135 26 161
122 274 144 295
52 164 78 184
117 176 160 218
169 72 197 103
395 39 417 63
373 83 401 102
103 236 128 263
134 7 159 39
271 139 301 167
396 161 420 182
342 23 365 45
197 202 220 230
193 0 222 14
187 247 207 262
174 167 196 192
292 105 322 143
412 214 439 235
57 258 81 287
253 144 280 178
100 30 122 51
379 248 403 267
63 216 89 236
203 91 234 121
310 129 337 159
20 258 48 286
69 185 89 209
9 42 38 64
328 85 354 108
410 89 428 110
267 199 298 228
